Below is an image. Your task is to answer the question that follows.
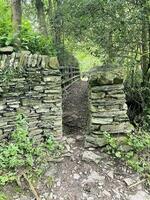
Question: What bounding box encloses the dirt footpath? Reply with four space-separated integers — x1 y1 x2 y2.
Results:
62 80 89 135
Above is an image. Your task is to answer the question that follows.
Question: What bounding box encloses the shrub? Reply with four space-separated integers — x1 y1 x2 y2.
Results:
0 1 56 55
0 113 63 186
104 131 150 177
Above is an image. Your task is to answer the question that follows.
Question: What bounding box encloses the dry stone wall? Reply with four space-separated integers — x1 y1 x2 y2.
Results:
86 67 134 147
0 48 62 141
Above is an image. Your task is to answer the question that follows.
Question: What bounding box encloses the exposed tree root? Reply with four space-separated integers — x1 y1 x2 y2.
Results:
22 173 41 200
128 179 146 189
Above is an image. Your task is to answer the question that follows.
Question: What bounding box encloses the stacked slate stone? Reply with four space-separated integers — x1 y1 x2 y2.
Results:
86 66 134 148
0 47 62 141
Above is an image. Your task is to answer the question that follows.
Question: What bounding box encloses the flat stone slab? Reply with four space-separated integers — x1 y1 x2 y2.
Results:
0 46 14 53
82 151 101 164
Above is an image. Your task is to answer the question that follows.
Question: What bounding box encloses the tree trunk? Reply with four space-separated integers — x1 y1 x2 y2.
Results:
141 0 149 84
11 0 22 45
53 0 64 66
35 0 48 37
47 0 55 38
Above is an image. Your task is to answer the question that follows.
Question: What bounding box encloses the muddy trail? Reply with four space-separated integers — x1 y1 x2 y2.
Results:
62 80 89 135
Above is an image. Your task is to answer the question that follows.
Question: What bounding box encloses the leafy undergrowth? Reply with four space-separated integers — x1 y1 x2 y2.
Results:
0 192 7 200
0 114 64 188
104 131 150 186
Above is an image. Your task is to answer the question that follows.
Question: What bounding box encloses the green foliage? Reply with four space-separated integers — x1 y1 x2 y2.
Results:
142 84 150 130
0 1 55 55
0 20 56 55
63 0 144 65
45 136 64 157
0 0 12 47
0 192 8 200
0 113 63 187
20 22 56 55
75 50 102 72
104 132 150 176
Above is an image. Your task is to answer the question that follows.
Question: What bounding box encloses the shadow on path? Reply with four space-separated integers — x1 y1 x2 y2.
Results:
62 80 89 135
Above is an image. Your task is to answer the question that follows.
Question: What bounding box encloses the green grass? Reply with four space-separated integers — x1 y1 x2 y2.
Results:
74 51 102 72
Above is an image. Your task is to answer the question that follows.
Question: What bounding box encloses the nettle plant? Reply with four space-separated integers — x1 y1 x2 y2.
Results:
104 131 150 178
0 113 63 186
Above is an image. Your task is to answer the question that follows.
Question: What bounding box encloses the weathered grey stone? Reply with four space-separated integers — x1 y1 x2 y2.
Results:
123 175 140 186
3 112 16 116
35 107 50 113
92 110 127 118
86 135 107 147
92 117 113 125
0 46 14 53
92 84 124 92
128 191 150 200
91 125 100 131
107 93 126 99
43 76 60 82
122 103 128 110
114 115 129 122
82 151 101 164
0 104 6 110
49 57 59 69
34 86 44 91
47 89 61 94
0 129 3 135
0 87 3 92
91 92 105 99
0 121 7 127
8 103 20 108
92 99 125 106
90 67 124 86
91 131 104 135
91 105 106 113
101 122 134 134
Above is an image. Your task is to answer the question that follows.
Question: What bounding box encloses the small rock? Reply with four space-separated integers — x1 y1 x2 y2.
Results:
43 193 49 198
56 179 61 187
82 171 105 192
88 171 105 183
88 148 95 151
17 195 30 200
82 151 101 164
103 190 111 197
65 144 71 152
128 191 150 200
107 170 114 179
76 135 83 141
87 197 94 200
67 137 76 144
44 164 57 177
74 173 80 180
0 87 3 92
124 175 140 186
